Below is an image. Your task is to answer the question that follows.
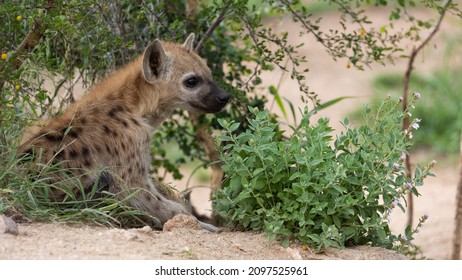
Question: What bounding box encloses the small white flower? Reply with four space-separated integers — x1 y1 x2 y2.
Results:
413 92 421 99
431 160 437 166
408 131 413 139
411 122 419 130
405 182 413 190
393 163 400 169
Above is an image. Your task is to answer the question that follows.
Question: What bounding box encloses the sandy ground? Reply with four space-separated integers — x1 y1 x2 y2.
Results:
1 7 461 260
0 221 406 260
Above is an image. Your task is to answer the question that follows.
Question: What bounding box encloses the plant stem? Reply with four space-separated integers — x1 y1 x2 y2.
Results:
194 1 232 53
451 133 462 259
402 0 451 227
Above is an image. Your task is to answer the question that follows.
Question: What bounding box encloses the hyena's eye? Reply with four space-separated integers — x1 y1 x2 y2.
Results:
184 76 199 88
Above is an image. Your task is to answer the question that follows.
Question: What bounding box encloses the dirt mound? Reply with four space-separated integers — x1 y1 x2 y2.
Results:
0 222 404 260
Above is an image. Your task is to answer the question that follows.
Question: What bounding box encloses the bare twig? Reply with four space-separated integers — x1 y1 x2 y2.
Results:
402 0 451 227
194 1 233 53
452 133 462 259
280 0 324 43
280 0 353 63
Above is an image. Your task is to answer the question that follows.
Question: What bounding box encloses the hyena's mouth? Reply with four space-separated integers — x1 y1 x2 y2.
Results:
189 101 226 113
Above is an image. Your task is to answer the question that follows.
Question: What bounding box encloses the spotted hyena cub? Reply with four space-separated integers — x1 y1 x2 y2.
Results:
18 34 230 230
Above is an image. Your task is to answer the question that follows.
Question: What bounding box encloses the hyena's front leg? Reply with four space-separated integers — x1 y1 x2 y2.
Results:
122 184 187 228
120 179 218 231
146 183 219 232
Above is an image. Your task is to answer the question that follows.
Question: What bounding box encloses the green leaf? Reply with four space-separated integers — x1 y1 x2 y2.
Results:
314 96 355 112
377 228 386 241
281 237 290 248
229 176 242 194
228 122 240 133
269 85 287 119
405 225 412 239
283 96 297 124
217 118 228 128
343 117 349 126
346 176 360 185
343 227 355 238
289 172 301 181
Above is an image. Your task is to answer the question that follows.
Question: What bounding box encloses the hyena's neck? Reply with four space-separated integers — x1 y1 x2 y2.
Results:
80 58 142 109
80 57 172 128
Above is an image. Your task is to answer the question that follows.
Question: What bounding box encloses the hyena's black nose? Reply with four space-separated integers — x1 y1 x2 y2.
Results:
216 90 231 104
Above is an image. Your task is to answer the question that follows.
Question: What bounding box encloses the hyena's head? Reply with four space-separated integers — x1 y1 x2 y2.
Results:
141 33 231 114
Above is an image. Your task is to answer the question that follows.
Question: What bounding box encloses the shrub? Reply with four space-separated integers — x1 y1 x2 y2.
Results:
214 97 434 251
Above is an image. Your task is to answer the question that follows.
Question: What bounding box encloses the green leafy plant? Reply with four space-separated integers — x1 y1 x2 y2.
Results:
214 97 434 251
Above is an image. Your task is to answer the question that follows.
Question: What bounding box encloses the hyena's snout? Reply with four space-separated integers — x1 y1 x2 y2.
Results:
209 85 231 112
193 82 231 113
215 85 231 107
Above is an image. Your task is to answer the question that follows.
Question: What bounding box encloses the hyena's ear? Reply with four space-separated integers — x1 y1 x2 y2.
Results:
182 33 195 51
142 39 167 84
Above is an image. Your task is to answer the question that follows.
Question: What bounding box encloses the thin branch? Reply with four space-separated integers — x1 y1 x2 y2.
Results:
402 0 451 227
452 133 462 259
280 0 325 43
280 0 360 63
194 2 233 53
330 0 366 30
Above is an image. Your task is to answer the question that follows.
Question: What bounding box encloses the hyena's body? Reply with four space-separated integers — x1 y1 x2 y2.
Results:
18 34 230 229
